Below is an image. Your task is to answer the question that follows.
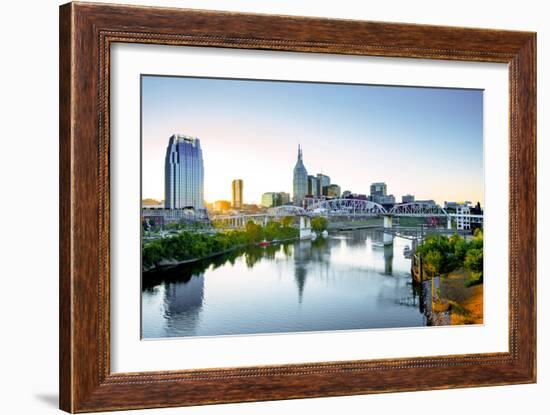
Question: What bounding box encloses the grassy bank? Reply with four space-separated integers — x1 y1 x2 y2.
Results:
416 230 484 325
142 220 298 271
432 269 484 324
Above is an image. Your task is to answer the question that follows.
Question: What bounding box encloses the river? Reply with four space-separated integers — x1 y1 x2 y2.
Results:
142 228 431 338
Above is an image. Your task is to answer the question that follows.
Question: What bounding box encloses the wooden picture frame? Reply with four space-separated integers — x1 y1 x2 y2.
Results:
59 2 536 412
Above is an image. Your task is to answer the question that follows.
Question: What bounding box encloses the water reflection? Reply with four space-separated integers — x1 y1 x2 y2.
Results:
142 229 428 338
384 244 394 275
163 275 204 336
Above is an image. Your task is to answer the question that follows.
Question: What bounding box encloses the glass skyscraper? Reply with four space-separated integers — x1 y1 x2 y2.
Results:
307 175 318 197
164 134 204 210
293 145 308 206
316 174 330 196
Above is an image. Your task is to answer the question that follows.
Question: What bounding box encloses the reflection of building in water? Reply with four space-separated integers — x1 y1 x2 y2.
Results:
310 238 331 264
162 275 205 334
292 238 335 303
293 240 312 303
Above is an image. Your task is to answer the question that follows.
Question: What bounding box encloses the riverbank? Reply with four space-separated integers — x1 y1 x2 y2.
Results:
143 231 300 272
145 244 248 272
433 269 484 324
142 220 300 272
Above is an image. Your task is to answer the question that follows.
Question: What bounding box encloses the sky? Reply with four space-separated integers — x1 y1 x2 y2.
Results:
142 75 483 206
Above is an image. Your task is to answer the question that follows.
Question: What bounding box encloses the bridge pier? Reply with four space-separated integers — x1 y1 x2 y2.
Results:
447 217 452 230
384 243 393 275
299 216 312 239
383 215 393 246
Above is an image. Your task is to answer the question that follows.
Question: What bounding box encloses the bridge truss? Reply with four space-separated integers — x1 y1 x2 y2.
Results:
389 202 449 217
306 198 388 216
267 205 307 218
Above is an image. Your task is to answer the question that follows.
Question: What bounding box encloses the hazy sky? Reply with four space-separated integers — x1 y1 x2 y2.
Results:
142 75 483 206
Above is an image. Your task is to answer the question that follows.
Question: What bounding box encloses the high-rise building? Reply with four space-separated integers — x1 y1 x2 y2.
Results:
293 145 308 206
370 182 387 198
402 194 415 203
455 201 472 230
370 182 395 205
316 174 330 196
262 191 291 208
164 134 204 210
279 192 291 205
307 175 318 196
261 192 281 208
324 184 341 198
232 179 243 209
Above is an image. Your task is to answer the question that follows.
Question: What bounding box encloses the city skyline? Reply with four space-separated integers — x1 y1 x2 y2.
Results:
142 75 484 206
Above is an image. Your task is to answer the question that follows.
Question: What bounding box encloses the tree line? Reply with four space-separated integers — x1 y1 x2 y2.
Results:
142 219 299 270
415 229 483 286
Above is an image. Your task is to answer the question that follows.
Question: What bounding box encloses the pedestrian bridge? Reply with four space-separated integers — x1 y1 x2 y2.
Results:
267 199 456 218
306 198 387 216
210 200 482 230
389 202 449 217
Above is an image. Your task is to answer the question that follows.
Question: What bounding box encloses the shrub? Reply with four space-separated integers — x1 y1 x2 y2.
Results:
311 216 328 233
416 231 483 280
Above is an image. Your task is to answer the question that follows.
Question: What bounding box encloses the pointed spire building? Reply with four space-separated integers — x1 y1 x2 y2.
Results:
293 144 308 207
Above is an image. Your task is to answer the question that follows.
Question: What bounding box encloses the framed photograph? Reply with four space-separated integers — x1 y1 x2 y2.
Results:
59 2 536 412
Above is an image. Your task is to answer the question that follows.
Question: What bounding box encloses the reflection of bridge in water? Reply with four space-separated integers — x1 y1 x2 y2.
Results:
211 200 483 240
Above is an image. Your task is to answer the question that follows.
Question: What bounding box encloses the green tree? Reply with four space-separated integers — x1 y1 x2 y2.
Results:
423 250 443 278
264 221 282 240
142 219 299 271
311 216 328 233
280 216 294 227
464 248 483 272
245 221 264 242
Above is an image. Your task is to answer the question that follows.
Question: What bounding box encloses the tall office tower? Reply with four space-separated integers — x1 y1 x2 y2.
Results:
370 182 387 198
279 192 291 205
232 179 243 209
307 175 318 196
316 174 330 196
293 145 308 206
164 134 204 210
